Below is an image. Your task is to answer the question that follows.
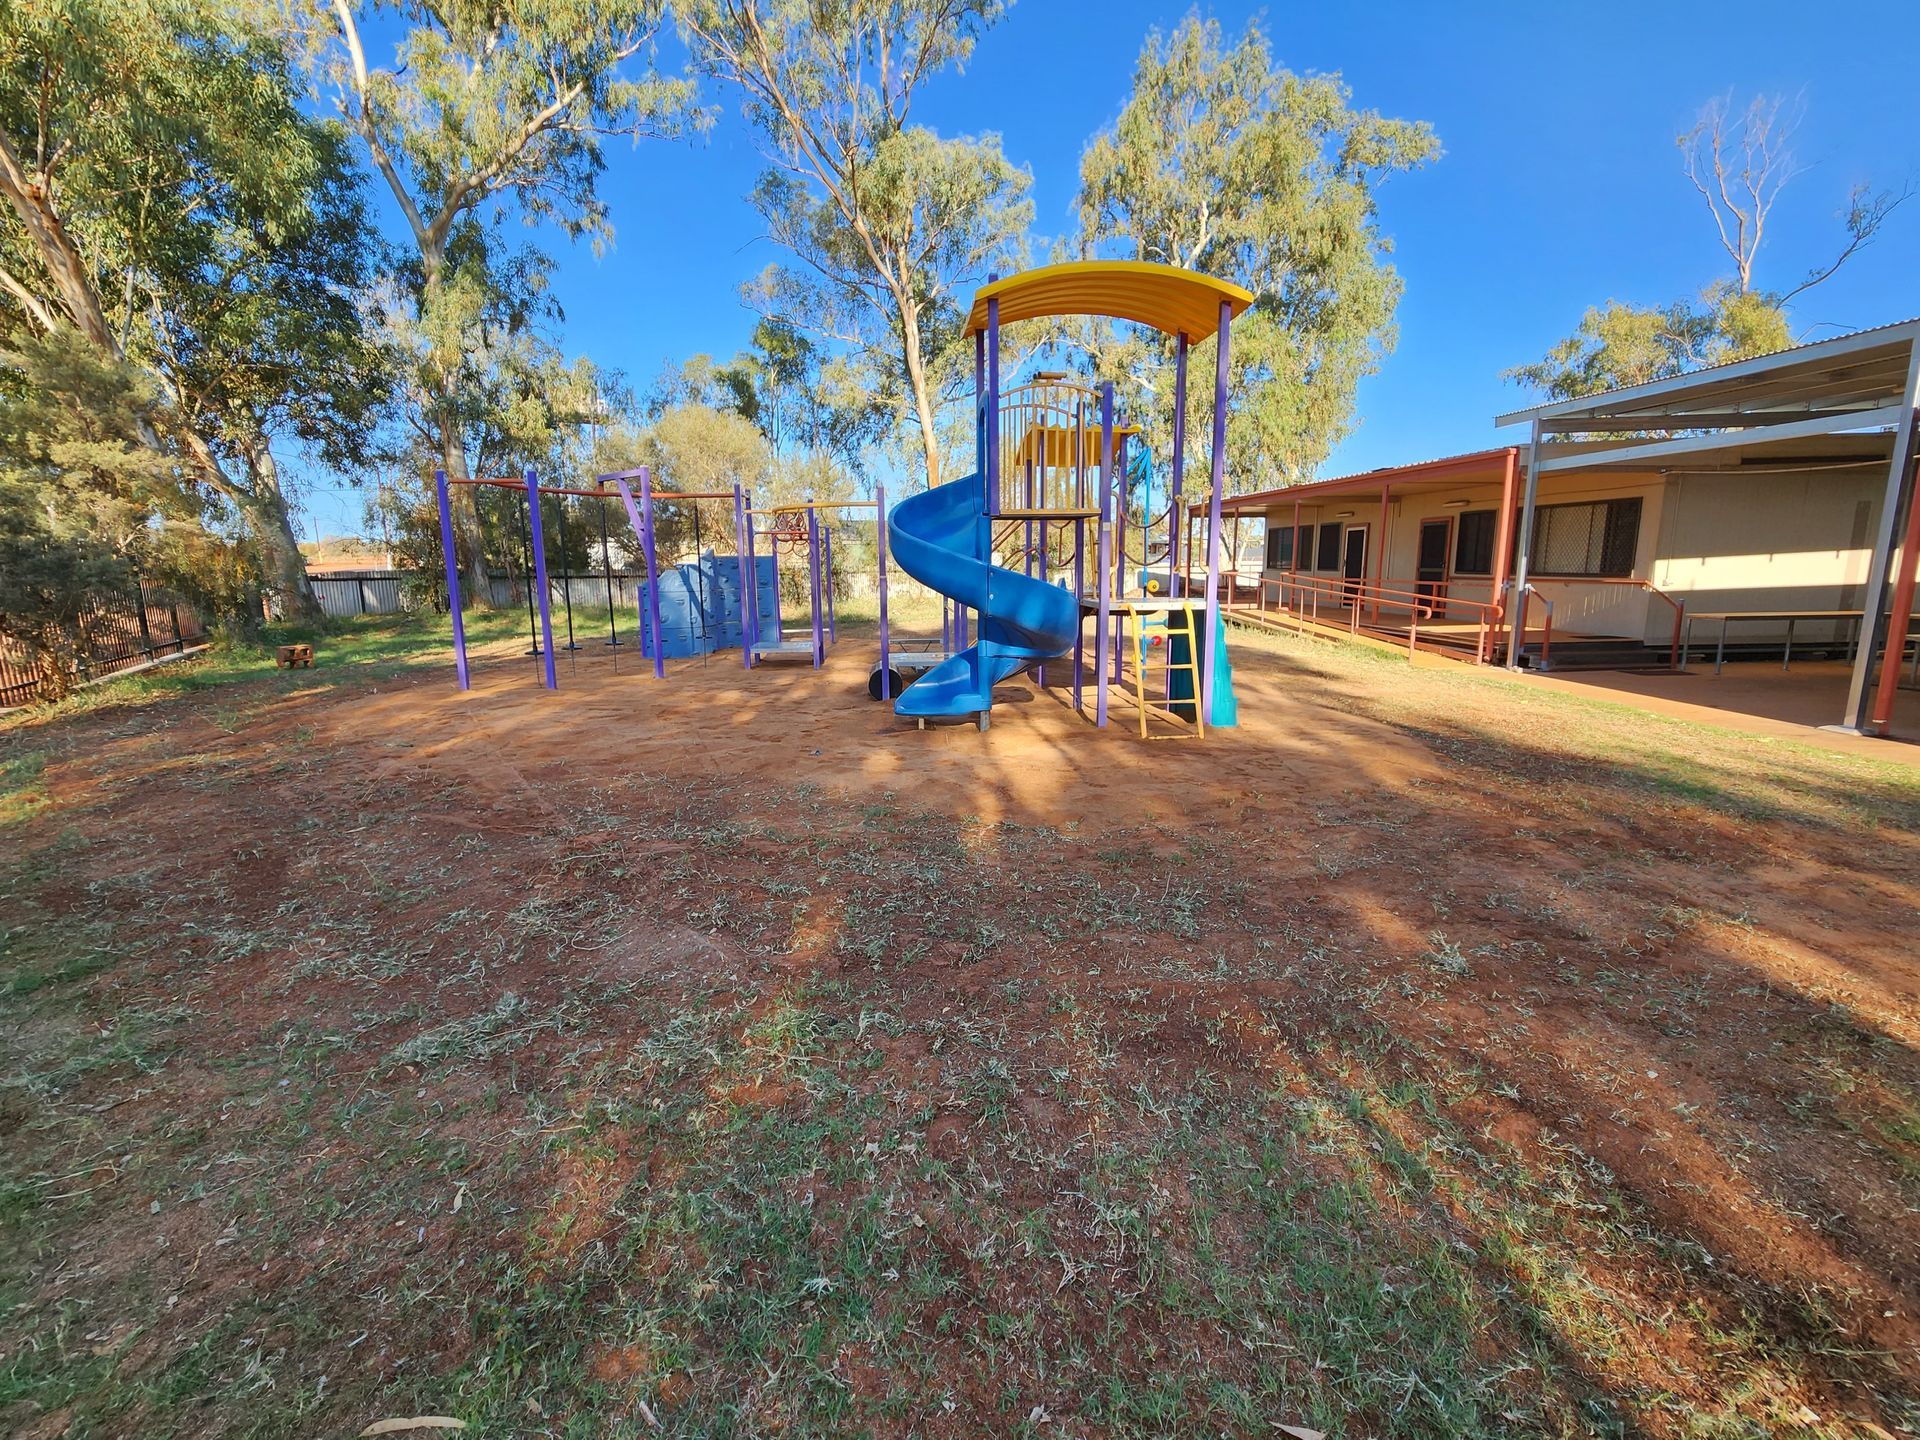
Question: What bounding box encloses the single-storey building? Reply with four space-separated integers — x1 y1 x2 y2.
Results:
1196 318 1920 737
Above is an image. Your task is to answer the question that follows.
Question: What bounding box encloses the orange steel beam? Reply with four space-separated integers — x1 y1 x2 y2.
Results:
1487 449 1519 664
1373 483 1391 623
1868 455 1920 734
445 476 628 500
446 476 745 503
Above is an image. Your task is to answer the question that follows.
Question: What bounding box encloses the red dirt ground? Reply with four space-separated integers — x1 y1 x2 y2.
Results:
2 620 1918 1438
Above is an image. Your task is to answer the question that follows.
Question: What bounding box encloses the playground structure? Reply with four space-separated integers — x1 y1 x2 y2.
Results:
740 497 883 669
431 466 886 690
883 260 1249 736
428 261 1250 738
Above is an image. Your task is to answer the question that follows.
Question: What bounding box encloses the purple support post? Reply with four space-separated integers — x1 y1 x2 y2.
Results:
1037 504 1050 688
978 293 999 709
822 519 838 642
1203 304 1232 722
605 471 657 678
975 328 987 480
877 482 891 700
767 505 784 640
733 483 754 670
1170 334 1189 588
1074 400 1086 510
1073 515 1086 712
807 506 824 668
524 469 558 690
1026 457 1040 685
638 466 665 679
1113 425 1129 682
435 469 469 691
1093 384 1115 727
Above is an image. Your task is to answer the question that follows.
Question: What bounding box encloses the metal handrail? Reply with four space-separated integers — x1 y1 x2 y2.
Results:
1517 575 1684 669
1512 581 1554 669
1228 570 1504 662
1645 582 1686 670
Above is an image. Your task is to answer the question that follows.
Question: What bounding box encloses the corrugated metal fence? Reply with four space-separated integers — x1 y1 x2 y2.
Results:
0 582 208 706
308 570 435 618
312 568 658 619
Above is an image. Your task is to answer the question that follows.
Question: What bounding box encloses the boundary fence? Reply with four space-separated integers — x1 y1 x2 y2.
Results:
308 569 437 619
1 582 208 706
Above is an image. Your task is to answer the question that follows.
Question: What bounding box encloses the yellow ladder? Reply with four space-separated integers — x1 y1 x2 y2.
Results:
1127 604 1205 740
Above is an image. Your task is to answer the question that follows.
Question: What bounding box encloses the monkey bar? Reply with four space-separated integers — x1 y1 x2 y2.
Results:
435 470 896 698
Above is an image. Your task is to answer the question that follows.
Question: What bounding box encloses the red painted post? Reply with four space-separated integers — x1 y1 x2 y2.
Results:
1868 456 1920 734
1488 449 1519 664
1374 483 1391 623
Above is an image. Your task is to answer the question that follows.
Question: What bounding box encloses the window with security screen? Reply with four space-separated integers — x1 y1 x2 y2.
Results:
1265 525 1293 569
1529 497 1641 577
1316 521 1342 570
1453 511 1495 574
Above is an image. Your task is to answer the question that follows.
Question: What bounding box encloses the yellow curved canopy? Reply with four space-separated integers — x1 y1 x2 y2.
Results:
963 261 1254 341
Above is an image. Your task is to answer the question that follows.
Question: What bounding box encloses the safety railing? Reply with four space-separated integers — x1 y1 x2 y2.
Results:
1511 582 1555 669
1516 575 1685 670
1225 570 1505 663
994 378 1103 518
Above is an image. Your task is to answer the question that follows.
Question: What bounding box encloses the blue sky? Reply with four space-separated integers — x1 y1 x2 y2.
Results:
299 1 1920 538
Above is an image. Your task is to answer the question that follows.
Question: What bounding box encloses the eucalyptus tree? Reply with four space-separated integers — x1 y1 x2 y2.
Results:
682 0 1032 490
1 0 390 617
1076 15 1438 485
310 0 701 601
1510 93 1909 403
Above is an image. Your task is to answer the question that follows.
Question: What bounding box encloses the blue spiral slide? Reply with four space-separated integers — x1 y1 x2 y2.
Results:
887 473 1078 720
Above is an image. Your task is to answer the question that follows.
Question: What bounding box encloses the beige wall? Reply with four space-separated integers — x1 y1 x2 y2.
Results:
1247 462 1895 645
1253 473 1665 638
1650 467 1887 644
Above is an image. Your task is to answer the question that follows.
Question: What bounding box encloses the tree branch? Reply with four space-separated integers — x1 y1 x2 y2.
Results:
330 0 433 257
0 262 61 334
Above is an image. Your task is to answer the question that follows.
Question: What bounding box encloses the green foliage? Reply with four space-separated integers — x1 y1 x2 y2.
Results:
1510 91 1906 403
1505 286 1793 403
312 0 700 259
0 0 318 347
154 118 392 471
312 0 703 596
1074 15 1439 485
588 404 770 565
655 319 889 475
0 333 253 698
684 0 1031 489
1 0 391 623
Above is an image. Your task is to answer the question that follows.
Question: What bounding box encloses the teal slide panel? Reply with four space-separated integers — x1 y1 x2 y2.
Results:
1166 606 1238 727
887 472 1078 718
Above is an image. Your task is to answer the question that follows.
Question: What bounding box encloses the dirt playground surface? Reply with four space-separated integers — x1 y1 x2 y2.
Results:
3 619 1919 1438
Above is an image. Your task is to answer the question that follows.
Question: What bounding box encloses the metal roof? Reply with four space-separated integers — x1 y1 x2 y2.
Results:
963 261 1254 341
1495 318 1919 478
1191 430 1900 514
1496 318 1920 429
1195 448 1517 513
